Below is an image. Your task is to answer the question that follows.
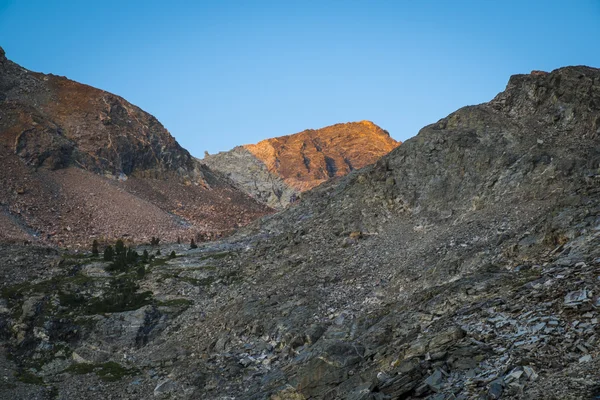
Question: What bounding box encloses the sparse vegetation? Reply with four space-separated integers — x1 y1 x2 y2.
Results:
15 370 45 385
65 361 137 382
199 251 232 260
103 245 114 261
149 256 170 268
115 239 125 255
136 265 146 278
85 278 152 314
106 246 139 273
91 239 99 256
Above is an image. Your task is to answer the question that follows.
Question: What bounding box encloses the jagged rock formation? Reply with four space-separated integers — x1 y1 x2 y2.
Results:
0 47 272 245
202 121 400 208
2 66 600 399
202 146 296 210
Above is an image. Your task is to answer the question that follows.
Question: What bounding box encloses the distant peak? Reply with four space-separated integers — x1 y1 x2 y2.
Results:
325 120 388 134
358 120 376 126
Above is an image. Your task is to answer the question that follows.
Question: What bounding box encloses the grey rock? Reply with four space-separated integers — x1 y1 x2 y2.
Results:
424 369 444 392
564 289 588 306
153 378 177 396
578 354 592 363
201 146 297 210
488 378 504 399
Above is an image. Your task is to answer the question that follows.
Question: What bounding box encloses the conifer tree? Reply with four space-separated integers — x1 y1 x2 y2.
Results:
92 240 99 257
115 239 125 255
103 245 114 261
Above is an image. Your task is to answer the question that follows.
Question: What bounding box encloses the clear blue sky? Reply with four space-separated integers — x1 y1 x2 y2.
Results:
1 1 599 157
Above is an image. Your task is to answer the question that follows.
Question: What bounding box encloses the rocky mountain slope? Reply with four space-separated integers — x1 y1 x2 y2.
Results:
202 121 400 208
2 65 600 400
0 47 272 246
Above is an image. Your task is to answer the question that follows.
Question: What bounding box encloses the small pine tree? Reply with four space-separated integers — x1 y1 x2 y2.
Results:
115 239 125 255
156 249 161 256
142 249 149 263
126 247 139 263
103 245 115 261
177 237 181 245
109 254 127 272
190 238 198 249
92 240 99 257
169 250 176 259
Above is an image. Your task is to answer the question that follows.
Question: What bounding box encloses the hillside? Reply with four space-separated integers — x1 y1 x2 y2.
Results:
0 46 272 246
1 65 600 399
202 121 400 208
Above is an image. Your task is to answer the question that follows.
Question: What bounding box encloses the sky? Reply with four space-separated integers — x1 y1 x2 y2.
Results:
1 1 599 157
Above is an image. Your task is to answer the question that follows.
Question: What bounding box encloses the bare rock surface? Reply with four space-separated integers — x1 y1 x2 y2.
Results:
1 65 600 400
202 121 400 209
0 47 272 246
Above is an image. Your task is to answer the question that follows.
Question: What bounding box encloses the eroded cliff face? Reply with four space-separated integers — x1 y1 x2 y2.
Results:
0 47 272 245
2 66 600 399
0 47 202 180
203 121 400 208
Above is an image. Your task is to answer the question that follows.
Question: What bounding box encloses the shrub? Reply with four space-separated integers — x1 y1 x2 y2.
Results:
115 239 125 255
92 240 99 257
126 247 139 264
190 238 198 249
107 253 127 272
103 246 114 261
169 251 176 259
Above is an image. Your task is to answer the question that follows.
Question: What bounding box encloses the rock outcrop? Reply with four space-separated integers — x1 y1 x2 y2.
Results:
2 65 600 399
202 121 400 208
0 49 201 179
0 46 272 245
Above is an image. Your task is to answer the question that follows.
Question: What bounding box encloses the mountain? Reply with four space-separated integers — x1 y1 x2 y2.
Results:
2 64 600 399
202 121 400 208
0 47 272 246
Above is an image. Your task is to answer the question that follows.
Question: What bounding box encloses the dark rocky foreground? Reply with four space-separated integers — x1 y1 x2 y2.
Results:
1 66 600 399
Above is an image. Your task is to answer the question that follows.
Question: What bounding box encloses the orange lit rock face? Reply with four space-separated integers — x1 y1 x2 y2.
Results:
245 121 400 192
202 121 400 208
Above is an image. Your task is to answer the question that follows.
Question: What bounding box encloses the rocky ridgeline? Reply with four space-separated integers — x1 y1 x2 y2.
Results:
202 121 400 209
0 47 272 245
1 65 600 400
0 46 200 180
202 146 296 210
